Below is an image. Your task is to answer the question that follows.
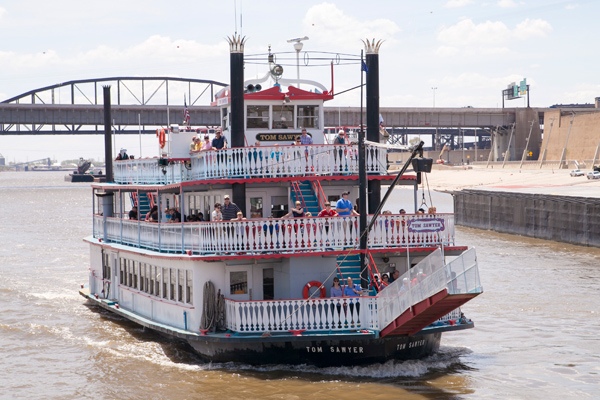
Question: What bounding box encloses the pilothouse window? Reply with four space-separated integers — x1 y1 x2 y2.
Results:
246 105 269 129
297 105 318 128
273 105 294 129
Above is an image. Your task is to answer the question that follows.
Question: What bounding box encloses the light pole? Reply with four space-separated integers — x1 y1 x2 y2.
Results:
431 87 438 150
287 36 309 89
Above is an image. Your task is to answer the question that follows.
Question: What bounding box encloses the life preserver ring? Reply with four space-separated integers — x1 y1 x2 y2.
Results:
156 128 166 149
303 281 326 299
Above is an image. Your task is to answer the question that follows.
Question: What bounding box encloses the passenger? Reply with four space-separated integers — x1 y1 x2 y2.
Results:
370 274 381 293
146 205 158 222
399 208 406 214
211 203 223 221
221 195 241 221
318 202 338 218
343 277 362 297
388 269 400 284
128 206 138 220
171 208 181 223
380 274 390 288
399 277 410 293
211 129 226 150
336 191 359 217
330 277 343 297
333 129 346 145
190 137 199 152
417 208 425 214
299 128 313 145
201 135 212 151
231 211 247 221
281 201 304 218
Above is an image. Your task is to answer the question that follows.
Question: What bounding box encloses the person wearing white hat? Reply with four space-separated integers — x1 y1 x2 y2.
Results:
333 129 346 145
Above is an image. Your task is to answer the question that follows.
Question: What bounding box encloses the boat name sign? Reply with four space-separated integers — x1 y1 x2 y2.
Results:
407 218 445 233
256 133 305 142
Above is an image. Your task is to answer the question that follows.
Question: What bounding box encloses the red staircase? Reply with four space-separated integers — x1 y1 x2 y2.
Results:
380 289 480 337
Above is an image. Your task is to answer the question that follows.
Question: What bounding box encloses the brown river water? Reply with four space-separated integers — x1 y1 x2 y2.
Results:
0 171 598 399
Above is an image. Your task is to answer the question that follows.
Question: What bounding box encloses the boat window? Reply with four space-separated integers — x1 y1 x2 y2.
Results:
132 261 138 289
140 263 146 292
263 268 274 300
170 268 176 301
230 271 248 295
246 105 269 129
250 197 263 218
271 196 289 218
297 105 319 129
186 270 193 304
149 265 155 296
272 105 294 129
162 267 168 299
102 251 111 280
119 258 125 284
178 270 184 302
155 267 161 297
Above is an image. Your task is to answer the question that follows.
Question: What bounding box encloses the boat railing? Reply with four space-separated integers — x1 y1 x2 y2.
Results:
93 213 456 254
376 248 482 329
223 249 481 334
112 143 388 185
113 158 193 185
224 296 375 333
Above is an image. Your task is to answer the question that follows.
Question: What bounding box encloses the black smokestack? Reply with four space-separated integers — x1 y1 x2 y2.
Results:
365 40 383 214
103 85 113 183
228 35 246 148
227 34 247 214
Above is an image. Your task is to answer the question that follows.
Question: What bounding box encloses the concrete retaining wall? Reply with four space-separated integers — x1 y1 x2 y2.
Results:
453 189 600 247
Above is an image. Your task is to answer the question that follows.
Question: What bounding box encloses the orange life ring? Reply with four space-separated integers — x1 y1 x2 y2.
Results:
302 281 326 299
156 128 166 149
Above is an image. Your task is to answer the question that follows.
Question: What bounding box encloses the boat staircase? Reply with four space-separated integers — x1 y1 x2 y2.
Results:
380 289 479 337
130 192 155 216
290 180 322 215
336 253 362 283
377 248 482 337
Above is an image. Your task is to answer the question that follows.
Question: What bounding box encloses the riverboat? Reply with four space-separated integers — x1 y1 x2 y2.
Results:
79 35 482 366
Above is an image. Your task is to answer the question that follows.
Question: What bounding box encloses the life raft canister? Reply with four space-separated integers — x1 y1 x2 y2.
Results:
302 281 326 299
156 128 166 149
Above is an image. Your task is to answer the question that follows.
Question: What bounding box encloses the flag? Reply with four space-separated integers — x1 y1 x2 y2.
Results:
183 98 191 125
361 60 368 73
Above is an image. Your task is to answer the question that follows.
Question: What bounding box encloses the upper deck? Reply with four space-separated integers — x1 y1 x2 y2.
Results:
112 142 391 186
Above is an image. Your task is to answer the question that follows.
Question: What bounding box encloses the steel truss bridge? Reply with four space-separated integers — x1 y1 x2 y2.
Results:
0 76 547 149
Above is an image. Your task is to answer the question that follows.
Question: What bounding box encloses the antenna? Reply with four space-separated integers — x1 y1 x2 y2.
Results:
234 0 244 36
287 36 309 89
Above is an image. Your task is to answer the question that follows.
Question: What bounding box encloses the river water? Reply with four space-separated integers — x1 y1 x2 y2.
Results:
0 171 598 399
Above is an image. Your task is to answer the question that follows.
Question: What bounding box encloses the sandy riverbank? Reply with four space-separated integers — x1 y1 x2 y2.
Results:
413 165 600 198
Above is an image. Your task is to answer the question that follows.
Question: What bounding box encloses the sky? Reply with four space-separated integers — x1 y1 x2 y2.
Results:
0 0 598 163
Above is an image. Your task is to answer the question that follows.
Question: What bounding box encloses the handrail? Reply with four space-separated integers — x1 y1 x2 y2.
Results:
311 180 328 210
113 143 389 185
93 213 457 255
290 181 306 209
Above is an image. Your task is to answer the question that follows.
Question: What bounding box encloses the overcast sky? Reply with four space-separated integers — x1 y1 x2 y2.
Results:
0 0 597 163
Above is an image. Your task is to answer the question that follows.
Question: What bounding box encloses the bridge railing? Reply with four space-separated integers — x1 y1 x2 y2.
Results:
93 214 456 254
